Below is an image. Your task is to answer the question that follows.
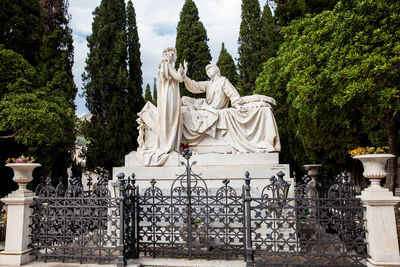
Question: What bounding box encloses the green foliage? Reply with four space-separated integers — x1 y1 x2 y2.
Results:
0 48 76 174
144 83 152 103
126 0 144 113
273 0 338 27
260 4 279 62
237 0 263 96
38 19 76 103
216 43 238 87
256 0 400 182
37 0 77 183
152 78 157 106
126 0 143 148
175 0 211 97
0 0 44 65
82 0 136 174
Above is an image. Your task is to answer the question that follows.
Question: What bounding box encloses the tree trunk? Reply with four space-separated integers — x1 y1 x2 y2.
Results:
385 116 399 193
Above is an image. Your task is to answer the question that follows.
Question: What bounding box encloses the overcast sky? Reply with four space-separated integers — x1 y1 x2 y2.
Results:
70 0 268 116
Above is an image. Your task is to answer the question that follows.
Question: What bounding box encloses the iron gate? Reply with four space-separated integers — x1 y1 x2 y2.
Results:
133 149 244 260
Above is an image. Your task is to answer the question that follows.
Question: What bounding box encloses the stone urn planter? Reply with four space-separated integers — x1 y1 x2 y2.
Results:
5 163 41 192
353 154 394 190
303 164 322 186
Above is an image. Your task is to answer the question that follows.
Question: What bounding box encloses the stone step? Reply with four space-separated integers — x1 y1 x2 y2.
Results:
127 257 245 267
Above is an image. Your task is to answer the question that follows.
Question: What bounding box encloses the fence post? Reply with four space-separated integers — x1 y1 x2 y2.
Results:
117 173 126 267
0 190 36 265
360 183 400 266
244 171 253 267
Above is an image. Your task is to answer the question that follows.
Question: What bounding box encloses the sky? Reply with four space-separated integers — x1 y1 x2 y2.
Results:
70 0 268 117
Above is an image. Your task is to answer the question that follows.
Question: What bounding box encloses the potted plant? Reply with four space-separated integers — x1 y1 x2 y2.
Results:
349 147 394 190
5 155 41 193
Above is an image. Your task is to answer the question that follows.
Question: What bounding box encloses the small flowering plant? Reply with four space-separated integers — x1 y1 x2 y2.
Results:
348 146 389 157
5 155 35 164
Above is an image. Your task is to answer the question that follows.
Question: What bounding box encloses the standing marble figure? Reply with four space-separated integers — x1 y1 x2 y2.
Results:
137 47 186 166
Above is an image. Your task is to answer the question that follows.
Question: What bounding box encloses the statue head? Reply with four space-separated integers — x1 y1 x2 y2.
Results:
161 47 177 63
205 64 221 79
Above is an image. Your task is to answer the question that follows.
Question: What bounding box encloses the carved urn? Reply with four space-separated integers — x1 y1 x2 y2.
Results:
353 154 394 189
5 163 41 192
303 164 322 187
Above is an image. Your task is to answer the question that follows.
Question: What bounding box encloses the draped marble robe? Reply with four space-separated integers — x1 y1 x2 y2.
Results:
181 75 281 153
136 57 184 166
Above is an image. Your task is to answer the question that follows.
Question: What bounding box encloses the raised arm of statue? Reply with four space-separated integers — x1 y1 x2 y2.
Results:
167 63 184 83
183 76 209 94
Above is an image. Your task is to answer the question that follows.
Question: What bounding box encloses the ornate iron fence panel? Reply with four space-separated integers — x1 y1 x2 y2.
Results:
29 150 368 266
30 176 123 264
244 172 368 267
137 149 245 260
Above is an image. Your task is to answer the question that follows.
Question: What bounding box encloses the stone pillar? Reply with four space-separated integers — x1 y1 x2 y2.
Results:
361 186 400 267
0 190 36 265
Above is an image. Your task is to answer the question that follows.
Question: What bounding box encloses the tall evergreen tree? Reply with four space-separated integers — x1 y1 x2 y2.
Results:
152 78 157 106
144 83 152 103
38 0 77 181
260 4 279 62
175 0 211 97
216 43 238 87
39 0 76 102
0 0 43 65
82 0 134 174
237 0 262 96
274 0 338 27
126 0 144 112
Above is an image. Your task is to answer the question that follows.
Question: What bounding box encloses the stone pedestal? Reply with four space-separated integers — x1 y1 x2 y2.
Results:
361 187 400 267
0 190 36 265
113 152 291 195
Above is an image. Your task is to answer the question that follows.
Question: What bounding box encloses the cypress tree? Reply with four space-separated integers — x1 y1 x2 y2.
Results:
38 0 77 182
82 0 134 174
175 0 212 97
216 43 238 87
152 78 157 106
126 0 144 112
260 3 279 62
144 83 152 103
237 0 262 96
39 0 76 104
0 0 43 65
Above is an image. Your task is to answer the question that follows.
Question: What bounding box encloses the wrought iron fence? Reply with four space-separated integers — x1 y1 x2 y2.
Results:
30 176 123 264
121 150 368 266
29 149 368 266
244 172 367 266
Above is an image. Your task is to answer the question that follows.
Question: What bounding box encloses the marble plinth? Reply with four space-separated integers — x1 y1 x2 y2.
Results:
113 152 291 195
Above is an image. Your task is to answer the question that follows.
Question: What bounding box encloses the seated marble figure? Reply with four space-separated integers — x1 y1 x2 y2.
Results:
137 63 280 160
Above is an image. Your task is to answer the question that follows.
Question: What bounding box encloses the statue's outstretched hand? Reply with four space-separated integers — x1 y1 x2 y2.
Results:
183 60 188 78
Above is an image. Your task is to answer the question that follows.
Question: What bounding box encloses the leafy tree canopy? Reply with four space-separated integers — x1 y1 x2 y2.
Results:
0 48 75 158
256 0 400 187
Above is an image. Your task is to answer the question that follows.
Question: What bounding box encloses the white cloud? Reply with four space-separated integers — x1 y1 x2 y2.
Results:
71 0 267 116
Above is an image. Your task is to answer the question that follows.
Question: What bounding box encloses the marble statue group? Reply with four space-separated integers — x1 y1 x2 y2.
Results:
135 47 281 166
